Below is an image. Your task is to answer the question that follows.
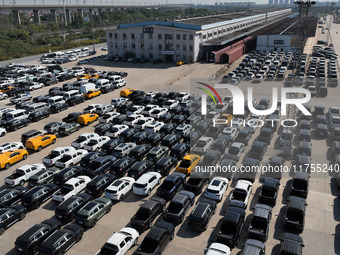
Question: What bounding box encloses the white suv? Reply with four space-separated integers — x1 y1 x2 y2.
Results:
133 172 162 196
84 136 110 151
105 125 129 138
55 149 88 168
71 133 99 149
104 177 135 201
52 176 91 202
204 176 229 202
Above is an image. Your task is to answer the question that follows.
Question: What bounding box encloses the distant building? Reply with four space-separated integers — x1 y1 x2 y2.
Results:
268 0 274 5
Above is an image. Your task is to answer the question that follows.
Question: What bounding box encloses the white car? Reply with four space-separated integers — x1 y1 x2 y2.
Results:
4 164 46 186
104 177 135 201
204 176 229 202
175 124 192 137
105 125 129 138
111 97 128 107
95 227 139 255
149 107 168 119
55 149 88 168
205 111 221 122
145 92 156 99
71 133 99 149
83 104 103 114
145 121 165 133
123 114 144 126
192 137 214 154
95 104 114 115
99 112 120 124
25 82 44 91
134 117 154 130
84 136 110 151
175 92 190 101
42 146 76 166
133 172 162 196
206 243 231 255
127 105 145 115
0 142 24 153
225 142 245 161
229 180 253 208
0 92 8 100
254 74 264 82
52 176 91 202
222 127 238 140
0 127 6 137
163 100 179 109
141 104 158 116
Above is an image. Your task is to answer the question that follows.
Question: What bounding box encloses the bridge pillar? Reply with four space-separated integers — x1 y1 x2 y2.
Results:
33 9 41 24
49 9 58 23
66 9 72 24
78 9 83 18
12 10 21 25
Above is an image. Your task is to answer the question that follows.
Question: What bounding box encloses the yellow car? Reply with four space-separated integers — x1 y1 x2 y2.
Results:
84 89 101 99
91 73 100 79
25 135 57 151
77 74 91 80
77 113 99 126
175 154 200 175
0 149 28 169
120 89 135 98
176 61 184 66
220 114 233 125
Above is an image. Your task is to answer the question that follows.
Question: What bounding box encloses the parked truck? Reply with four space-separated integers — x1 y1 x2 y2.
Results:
4 164 46 186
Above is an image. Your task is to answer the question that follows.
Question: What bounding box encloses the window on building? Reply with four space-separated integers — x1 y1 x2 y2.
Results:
189 45 193 51
208 33 212 38
183 34 187 40
109 33 112 38
149 53 153 59
182 55 187 61
203 34 207 39
165 43 173 50
183 44 186 51
123 43 127 49
148 33 153 40
109 42 113 47
214 31 217 36
176 34 181 40
140 33 144 40
176 44 181 50
223 29 226 33
131 33 135 39
189 34 193 40
158 34 162 40
158 44 162 50
123 33 127 40
148 43 153 50
141 43 145 50
165 34 173 40
132 43 136 49
115 42 119 49
218 30 222 34
114 33 118 39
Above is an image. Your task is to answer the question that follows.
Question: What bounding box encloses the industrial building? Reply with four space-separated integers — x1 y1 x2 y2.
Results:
106 8 292 63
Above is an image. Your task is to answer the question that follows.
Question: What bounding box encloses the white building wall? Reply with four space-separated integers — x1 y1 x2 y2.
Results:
256 34 294 52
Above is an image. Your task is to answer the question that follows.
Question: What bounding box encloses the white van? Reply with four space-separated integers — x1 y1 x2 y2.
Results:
108 75 126 88
25 103 50 113
47 96 65 105
63 90 81 100
80 83 97 94
6 109 29 121
96 79 111 89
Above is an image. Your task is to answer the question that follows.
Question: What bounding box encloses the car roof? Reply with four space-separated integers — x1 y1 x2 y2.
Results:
253 204 272 218
287 196 306 210
293 172 309 181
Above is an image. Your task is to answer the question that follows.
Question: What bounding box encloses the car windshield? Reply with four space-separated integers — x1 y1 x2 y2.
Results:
61 184 74 194
287 210 303 222
99 244 119 255
135 208 151 220
292 179 307 190
221 221 237 234
196 140 207 147
103 114 111 119
139 238 159 252
77 136 87 142
152 109 161 114
89 161 103 170
161 181 174 191
126 117 135 122
13 169 25 177
167 202 182 214
252 216 268 228
229 147 240 155
134 183 147 189
238 133 248 139
179 159 191 168
60 155 72 162
233 189 247 200
262 186 275 197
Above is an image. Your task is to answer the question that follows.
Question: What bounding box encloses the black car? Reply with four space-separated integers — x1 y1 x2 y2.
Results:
172 114 187 125
128 160 154 180
283 196 307 232
15 219 60 254
129 90 145 101
56 193 92 221
215 206 245 247
154 156 178 177
188 198 216 231
146 133 164 146
39 224 83 255
159 123 176 135
170 143 190 160
159 113 175 124
101 139 122 155
62 112 82 123
160 134 181 149
131 131 149 144
79 151 105 168
120 128 139 141
53 166 83 186
316 123 328 138
95 123 112 136
156 173 186 200
133 221 174 255
248 203 272 241
130 197 166 230
248 141 267 161
256 128 274 145
279 232 304 255
163 190 195 224
184 177 208 196
0 186 27 208
183 131 201 144
21 184 59 210
290 172 309 199
129 144 152 160
258 178 280 206
6 118 29 131
211 137 229 153
28 111 50 122
50 103 68 113
110 157 135 178
83 156 117 177
116 104 133 114
66 95 85 106
0 205 26 235
85 174 116 197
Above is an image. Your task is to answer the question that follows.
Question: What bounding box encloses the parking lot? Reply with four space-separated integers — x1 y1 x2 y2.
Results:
0 14 339 255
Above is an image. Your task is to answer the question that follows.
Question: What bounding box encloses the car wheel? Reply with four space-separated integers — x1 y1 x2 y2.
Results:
120 194 125 201
134 237 138 246
91 219 97 228
20 180 25 186
0 228 5 235
57 252 65 255
13 126 17 131
147 189 151 196
158 179 161 184
66 132 70 136
76 232 83 242
0 132 5 137
35 202 41 209
148 222 153 228
38 146 42 151
52 139 56 144
20 212 26 220
69 163 73 168
106 206 112 213
5 163 10 169
170 230 174 240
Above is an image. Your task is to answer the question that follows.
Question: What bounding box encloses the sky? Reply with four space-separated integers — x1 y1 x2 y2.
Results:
3 0 332 6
